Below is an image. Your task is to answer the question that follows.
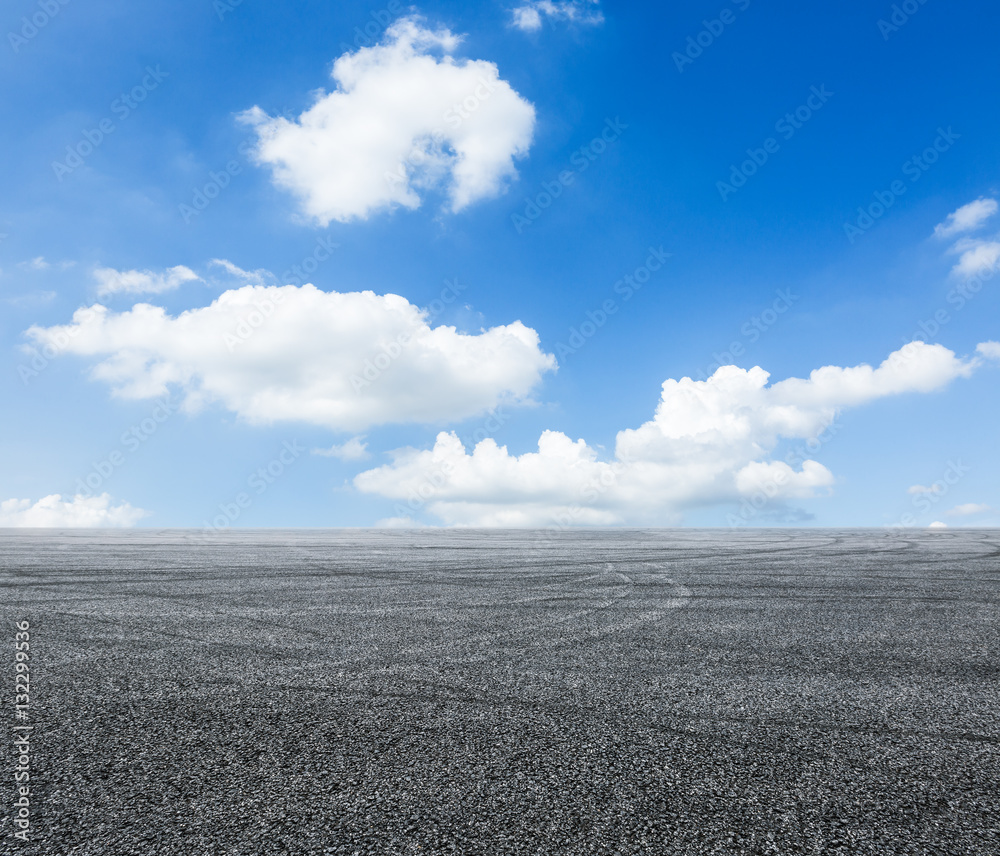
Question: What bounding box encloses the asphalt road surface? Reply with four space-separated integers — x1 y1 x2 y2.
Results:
1 528 998 855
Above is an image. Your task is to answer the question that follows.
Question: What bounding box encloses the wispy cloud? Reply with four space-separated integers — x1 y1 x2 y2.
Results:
17 256 74 272
3 290 56 308
934 197 998 238
949 237 1000 278
511 1 604 32
94 265 201 297
312 437 370 461
934 197 1000 278
209 258 273 286
945 502 993 517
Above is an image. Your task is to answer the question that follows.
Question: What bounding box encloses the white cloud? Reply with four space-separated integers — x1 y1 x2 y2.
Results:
3 290 56 308
209 258 273 286
511 6 542 30
933 198 1000 278
946 502 993 517
312 436 370 461
94 265 200 297
977 340 1000 361
17 256 74 271
948 237 1000 278
26 282 556 433
240 17 535 224
355 340 988 527
357 429 629 527
908 483 943 495
928 521 948 529
511 1 604 31
375 516 431 528
0 494 147 527
934 197 998 238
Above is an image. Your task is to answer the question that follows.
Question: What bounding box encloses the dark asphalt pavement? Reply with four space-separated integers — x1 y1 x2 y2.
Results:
1 528 998 854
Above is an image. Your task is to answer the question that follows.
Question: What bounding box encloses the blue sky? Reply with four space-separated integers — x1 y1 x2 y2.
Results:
1 0 998 528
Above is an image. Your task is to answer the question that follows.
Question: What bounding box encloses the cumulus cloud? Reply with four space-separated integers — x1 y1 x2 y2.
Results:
240 17 535 224
908 483 942 495
312 436 370 461
94 265 200 297
0 494 147 527
355 340 988 527
25 282 555 433
511 1 604 31
946 502 993 517
357 429 628 527
928 521 948 529
934 197 998 238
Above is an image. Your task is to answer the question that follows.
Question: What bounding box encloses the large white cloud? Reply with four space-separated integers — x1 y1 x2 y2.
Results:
355 340 988 527
0 494 147 527
25 283 556 432
240 17 535 224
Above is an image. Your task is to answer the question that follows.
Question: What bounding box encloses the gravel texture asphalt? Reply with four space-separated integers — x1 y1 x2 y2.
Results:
1 528 998 855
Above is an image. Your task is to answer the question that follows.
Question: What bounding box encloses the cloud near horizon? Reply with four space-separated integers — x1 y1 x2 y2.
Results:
355 340 994 527
25 282 556 433
946 502 993 517
0 494 147 527
240 17 535 224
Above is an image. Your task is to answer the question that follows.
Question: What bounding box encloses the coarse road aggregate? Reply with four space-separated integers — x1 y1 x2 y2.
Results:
1 528 998 855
